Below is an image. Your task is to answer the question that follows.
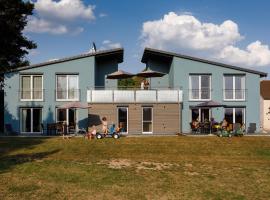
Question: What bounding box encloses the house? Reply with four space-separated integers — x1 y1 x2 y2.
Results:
260 80 270 132
141 48 267 133
4 48 123 134
3 47 268 135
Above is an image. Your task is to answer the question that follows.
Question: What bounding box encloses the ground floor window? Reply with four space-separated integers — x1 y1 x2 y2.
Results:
142 107 153 133
224 108 245 126
117 107 128 133
21 108 42 133
191 108 210 122
56 108 76 127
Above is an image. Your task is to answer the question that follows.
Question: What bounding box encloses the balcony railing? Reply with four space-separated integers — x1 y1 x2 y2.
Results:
56 89 80 101
189 89 211 100
19 89 44 101
223 89 246 101
87 88 183 103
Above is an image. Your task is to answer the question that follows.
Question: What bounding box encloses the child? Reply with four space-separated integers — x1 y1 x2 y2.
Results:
86 125 96 140
101 117 108 135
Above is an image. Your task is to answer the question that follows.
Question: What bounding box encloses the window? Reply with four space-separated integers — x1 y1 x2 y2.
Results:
56 75 79 101
56 108 76 126
20 75 43 101
117 107 128 133
142 107 153 133
224 108 245 126
21 108 42 133
224 75 245 100
189 75 211 100
191 108 210 122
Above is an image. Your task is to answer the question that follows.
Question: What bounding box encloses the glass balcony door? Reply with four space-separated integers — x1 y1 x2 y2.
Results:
21 108 42 133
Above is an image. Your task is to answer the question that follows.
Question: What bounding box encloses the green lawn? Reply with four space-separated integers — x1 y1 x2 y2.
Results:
0 136 270 200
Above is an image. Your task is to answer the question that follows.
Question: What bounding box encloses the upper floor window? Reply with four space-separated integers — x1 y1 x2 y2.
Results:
189 75 211 101
223 75 245 101
20 75 43 101
56 75 79 101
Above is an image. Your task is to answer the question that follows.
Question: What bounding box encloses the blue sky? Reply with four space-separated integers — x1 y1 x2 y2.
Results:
25 0 270 78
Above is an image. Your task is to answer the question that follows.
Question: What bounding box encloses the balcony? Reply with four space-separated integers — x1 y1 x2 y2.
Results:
87 88 183 103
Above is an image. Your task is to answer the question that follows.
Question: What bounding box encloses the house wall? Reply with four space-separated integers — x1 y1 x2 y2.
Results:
146 56 262 133
4 56 118 133
262 100 270 131
146 58 173 89
88 103 181 134
95 58 118 88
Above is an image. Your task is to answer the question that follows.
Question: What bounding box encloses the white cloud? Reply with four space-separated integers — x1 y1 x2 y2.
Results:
101 40 122 49
25 16 68 34
35 0 95 21
99 13 108 18
218 41 270 67
25 0 95 35
141 12 270 68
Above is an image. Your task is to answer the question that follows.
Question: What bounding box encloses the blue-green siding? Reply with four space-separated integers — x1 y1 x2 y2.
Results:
148 56 262 133
4 55 118 133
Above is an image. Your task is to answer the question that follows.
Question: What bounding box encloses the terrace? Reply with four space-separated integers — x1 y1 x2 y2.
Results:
86 88 183 103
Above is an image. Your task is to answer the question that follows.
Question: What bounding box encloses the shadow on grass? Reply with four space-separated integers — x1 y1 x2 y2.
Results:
0 137 60 173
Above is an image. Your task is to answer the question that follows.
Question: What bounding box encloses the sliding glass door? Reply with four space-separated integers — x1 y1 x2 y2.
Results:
21 108 42 133
117 107 128 133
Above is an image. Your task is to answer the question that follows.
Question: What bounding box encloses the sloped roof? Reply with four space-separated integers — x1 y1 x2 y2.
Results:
5 48 124 73
261 80 270 100
142 48 267 77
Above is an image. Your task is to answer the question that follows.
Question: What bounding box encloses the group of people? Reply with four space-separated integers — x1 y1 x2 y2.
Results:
191 117 230 132
140 79 150 90
85 116 123 140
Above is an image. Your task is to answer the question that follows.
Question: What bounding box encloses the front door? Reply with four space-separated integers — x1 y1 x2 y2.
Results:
21 108 42 133
117 107 128 133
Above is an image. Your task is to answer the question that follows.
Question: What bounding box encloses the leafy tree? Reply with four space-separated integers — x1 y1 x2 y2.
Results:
118 76 144 89
0 0 36 73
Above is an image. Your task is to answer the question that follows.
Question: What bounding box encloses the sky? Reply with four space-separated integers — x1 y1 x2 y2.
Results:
25 0 270 78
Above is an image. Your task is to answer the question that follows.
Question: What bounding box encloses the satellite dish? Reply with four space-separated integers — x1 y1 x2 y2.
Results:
92 42 97 52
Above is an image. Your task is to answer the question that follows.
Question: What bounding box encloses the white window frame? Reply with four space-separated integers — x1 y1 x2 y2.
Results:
223 75 246 101
56 108 78 132
117 107 129 134
56 75 79 101
142 107 153 134
20 75 43 101
20 108 42 133
189 75 212 101
224 107 246 124
190 108 211 122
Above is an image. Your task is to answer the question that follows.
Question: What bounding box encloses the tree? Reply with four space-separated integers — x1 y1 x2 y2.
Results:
118 76 144 89
0 0 36 73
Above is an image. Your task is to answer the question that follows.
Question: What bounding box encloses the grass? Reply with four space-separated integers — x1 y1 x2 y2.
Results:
0 136 270 200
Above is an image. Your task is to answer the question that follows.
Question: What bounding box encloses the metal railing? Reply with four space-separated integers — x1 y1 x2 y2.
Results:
19 89 44 101
55 89 80 101
223 89 246 100
87 88 183 103
189 89 212 100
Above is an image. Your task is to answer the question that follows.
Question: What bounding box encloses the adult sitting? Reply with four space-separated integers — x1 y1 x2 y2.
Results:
221 118 228 130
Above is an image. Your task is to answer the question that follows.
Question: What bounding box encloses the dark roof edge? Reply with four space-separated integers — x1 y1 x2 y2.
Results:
5 48 124 73
142 47 268 77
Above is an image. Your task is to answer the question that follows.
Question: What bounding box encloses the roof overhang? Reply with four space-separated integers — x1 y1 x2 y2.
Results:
5 48 124 73
141 47 268 78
